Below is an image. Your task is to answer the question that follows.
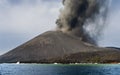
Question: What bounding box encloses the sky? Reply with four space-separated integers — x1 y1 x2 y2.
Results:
0 0 120 55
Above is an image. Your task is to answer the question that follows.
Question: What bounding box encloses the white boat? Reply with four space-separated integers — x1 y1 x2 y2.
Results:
75 63 78 64
94 63 98 64
16 61 20 64
54 63 57 64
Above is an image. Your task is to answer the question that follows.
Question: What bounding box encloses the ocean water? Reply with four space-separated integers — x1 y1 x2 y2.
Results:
0 64 120 75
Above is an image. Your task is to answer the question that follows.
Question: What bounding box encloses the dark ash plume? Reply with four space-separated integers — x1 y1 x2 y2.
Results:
56 0 110 45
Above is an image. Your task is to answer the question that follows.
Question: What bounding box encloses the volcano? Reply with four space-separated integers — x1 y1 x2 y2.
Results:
0 31 120 63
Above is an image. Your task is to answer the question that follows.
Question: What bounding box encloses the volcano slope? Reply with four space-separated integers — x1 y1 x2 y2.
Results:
0 31 120 63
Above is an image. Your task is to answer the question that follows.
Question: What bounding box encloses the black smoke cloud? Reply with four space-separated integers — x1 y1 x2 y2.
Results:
56 0 110 45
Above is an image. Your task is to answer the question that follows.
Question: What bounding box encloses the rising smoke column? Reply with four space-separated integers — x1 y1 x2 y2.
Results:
56 0 110 45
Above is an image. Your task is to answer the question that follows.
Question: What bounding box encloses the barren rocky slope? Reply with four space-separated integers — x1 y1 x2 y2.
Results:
0 31 120 63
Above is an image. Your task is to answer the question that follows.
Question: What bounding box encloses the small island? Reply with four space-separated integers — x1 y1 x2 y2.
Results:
0 31 120 64
0 0 120 64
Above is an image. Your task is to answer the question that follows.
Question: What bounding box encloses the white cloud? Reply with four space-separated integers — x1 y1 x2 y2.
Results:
0 0 62 37
0 0 62 54
99 9 120 47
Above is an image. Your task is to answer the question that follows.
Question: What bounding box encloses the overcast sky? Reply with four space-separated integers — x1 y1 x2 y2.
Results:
0 0 120 55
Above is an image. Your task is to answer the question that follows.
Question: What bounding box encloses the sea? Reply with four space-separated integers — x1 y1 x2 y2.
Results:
0 64 120 75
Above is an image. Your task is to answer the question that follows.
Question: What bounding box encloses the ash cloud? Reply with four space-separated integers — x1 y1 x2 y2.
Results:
56 0 110 45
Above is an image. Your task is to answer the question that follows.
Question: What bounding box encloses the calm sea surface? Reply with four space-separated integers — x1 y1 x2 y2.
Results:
0 64 120 75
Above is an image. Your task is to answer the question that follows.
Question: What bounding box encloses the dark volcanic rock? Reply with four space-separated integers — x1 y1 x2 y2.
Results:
0 31 120 63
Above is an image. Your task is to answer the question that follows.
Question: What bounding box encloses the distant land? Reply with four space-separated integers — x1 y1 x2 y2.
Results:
0 31 120 64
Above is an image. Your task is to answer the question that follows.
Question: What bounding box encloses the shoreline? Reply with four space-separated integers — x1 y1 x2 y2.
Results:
1 63 120 65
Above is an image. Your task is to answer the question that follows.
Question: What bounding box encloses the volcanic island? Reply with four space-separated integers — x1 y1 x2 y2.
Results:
0 0 120 64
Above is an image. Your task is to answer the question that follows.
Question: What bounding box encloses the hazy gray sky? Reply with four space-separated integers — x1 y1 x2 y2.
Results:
0 0 120 55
